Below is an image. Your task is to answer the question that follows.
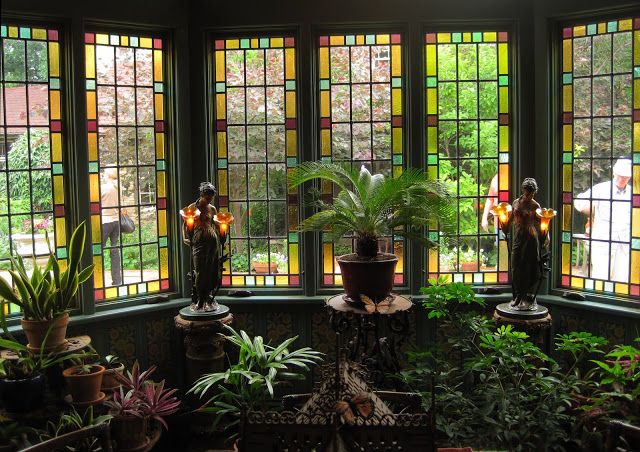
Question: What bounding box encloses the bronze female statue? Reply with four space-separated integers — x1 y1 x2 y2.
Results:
509 178 544 310
182 182 221 311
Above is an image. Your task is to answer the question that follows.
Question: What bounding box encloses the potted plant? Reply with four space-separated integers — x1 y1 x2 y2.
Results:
289 162 454 304
62 360 105 405
0 417 36 451
37 406 112 451
0 222 94 351
104 361 180 450
458 247 479 272
251 252 287 274
99 354 125 393
188 326 323 447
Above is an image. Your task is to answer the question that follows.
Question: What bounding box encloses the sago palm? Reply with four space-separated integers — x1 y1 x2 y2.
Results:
288 162 456 259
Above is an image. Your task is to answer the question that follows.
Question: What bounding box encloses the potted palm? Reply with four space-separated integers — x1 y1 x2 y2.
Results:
289 162 454 303
0 222 94 351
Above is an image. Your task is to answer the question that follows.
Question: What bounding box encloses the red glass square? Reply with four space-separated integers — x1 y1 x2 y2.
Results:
153 38 162 49
563 27 572 38
94 289 104 301
498 31 508 42
87 120 97 132
323 275 333 285
285 37 295 47
394 274 404 285
319 36 329 46
634 110 640 122
391 34 401 44
634 18 640 29
90 202 101 214
633 195 640 207
499 272 509 283
48 29 59 41
161 279 169 290
498 191 509 202
561 275 570 287
563 192 572 204
288 194 298 204
155 120 165 132
54 204 65 217
630 285 640 297
222 275 231 286
215 120 226 131
218 196 228 207
215 40 224 50
321 194 332 204
285 118 296 129
320 118 331 129
427 115 438 126
499 113 510 125
157 198 167 209
428 273 438 280
563 112 573 124
51 120 62 132
85 33 95 44
392 116 402 127
425 33 436 44
289 275 300 286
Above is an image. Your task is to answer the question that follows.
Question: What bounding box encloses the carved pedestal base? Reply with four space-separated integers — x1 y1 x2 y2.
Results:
175 311 233 387
494 302 552 354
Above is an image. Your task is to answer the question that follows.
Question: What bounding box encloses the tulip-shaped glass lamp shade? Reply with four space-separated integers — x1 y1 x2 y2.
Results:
215 211 235 238
490 202 513 230
180 206 200 233
536 208 557 234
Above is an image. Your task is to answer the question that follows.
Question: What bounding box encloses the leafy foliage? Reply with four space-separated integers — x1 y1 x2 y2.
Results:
38 406 112 452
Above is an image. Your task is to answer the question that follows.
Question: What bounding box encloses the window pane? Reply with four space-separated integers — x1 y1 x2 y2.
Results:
318 33 405 287
560 18 638 299
85 32 170 302
0 24 67 316
213 36 301 287
425 31 510 285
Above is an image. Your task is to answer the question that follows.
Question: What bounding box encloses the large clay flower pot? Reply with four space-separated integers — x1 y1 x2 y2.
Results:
337 253 398 304
110 414 148 451
63 364 105 403
251 261 278 274
21 312 69 352
0 373 45 413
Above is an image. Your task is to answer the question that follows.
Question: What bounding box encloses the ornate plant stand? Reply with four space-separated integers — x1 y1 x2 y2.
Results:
326 294 412 388
493 303 552 354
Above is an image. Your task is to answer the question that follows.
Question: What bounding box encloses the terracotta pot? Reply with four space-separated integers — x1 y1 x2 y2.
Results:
63 364 105 403
251 261 277 274
110 414 148 450
337 253 398 304
0 373 45 413
460 262 479 272
21 312 69 351
101 363 125 392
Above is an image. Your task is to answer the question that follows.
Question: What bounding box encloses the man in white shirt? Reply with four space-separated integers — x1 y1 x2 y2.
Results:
574 158 632 282
101 167 122 286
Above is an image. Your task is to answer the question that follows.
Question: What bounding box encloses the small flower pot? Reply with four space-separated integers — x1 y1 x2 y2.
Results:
109 414 148 450
63 364 105 404
460 262 479 272
21 312 69 352
251 261 278 274
0 373 45 413
101 363 125 392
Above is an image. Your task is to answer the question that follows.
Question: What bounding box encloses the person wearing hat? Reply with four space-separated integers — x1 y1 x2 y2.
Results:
574 158 632 282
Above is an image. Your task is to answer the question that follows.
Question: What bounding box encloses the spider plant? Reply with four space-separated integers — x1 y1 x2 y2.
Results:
288 162 455 258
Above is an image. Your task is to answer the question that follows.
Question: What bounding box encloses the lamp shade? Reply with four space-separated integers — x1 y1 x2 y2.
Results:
536 207 557 233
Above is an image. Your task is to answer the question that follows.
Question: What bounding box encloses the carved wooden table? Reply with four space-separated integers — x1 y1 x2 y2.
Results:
326 294 412 388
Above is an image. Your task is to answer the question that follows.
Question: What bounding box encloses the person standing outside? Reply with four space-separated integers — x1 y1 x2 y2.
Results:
101 167 122 286
574 158 632 282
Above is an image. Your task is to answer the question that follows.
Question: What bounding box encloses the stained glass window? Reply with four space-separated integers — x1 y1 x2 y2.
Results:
85 32 169 302
213 36 301 287
0 24 67 315
560 18 640 299
425 31 510 285
318 33 405 287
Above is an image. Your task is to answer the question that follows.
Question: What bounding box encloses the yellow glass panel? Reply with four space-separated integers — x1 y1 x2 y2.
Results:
255 276 264 285
319 48 329 79
85 91 96 120
463 32 472 42
160 248 169 279
157 171 166 198
323 243 333 274
427 166 437 180
216 132 227 157
329 35 344 46
573 25 586 36
499 164 509 190
426 45 436 76
95 34 109 45
563 125 572 151
223 259 230 273
499 86 509 113
270 37 284 48
153 50 163 82
563 85 572 112
275 275 288 285
55 218 66 247
562 39 572 72
619 20 632 31
392 88 402 115
158 210 167 236
464 273 472 284
633 208 640 236
392 128 402 154
285 48 295 79
427 87 437 114
427 126 437 152
32 29 46 40
633 166 640 194
251 38 259 48
288 169 297 194
286 91 296 118
321 129 331 156
128 284 138 295
148 281 160 292
595 280 603 291
498 241 509 271
48 42 60 77
91 216 101 244
216 94 226 119
562 243 571 274
335 275 343 285
631 250 640 284
635 80 640 108
85 45 95 79
53 176 64 204
571 277 584 288
563 164 572 192
485 272 498 283
498 43 508 75
598 23 606 34
105 287 119 299
215 51 225 82
58 259 67 273
393 166 402 178
437 33 451 43
155 133 165 159
320 91 330 117
356 35 365 45
377 34 390 45
635 32 640 64
89 173 100 202
218 170 228 196
52 133 63 162
563 205 572 230
391 45 401 77
226 39 239 49
286 130 296 156
499 126 509 152
140 37 153 49
614 283 629 295
289 244 299 274
634 122 640 151
484 32 497 42
154 94 164 120
121 36 129 46
321 179 331 195
93 256 103 288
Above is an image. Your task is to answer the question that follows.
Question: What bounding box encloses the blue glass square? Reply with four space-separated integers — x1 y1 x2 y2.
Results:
154 82 164 93
365 35 375 45
240 39 250 49
1 26 7 38
19 27 31 39
345 35 355 46
320 79 330 90
56 247 67 259
287 157 298 167
92 244 102 255
285 80 295 91
259 38 269 48
50 78 60 90
86 79 96 90
217 159 227 169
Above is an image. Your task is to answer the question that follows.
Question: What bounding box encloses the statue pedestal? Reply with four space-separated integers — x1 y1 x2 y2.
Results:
175 305 233 387
493 302 552 354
